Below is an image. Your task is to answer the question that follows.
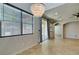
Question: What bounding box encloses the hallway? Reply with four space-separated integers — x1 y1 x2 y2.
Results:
17 38 79 55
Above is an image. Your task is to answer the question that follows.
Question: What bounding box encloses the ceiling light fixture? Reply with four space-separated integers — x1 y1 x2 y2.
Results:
31 3 45 17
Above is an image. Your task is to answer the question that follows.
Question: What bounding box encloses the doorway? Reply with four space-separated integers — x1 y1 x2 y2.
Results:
40 18 48 42
54 24 61 38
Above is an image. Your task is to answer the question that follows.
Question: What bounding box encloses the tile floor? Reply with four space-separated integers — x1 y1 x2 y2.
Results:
17 38 79 55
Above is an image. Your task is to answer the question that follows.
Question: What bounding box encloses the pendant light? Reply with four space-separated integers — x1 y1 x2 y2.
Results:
31 3 45 17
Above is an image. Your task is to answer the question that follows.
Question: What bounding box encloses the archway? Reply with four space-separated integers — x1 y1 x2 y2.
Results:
63 21 79 39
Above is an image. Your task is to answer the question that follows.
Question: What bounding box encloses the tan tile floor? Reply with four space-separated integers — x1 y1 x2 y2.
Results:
17 39 79 55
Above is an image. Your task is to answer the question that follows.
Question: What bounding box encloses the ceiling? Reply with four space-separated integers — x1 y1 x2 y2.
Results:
10 3 79 23
44 3 65 11
45 3 79 22
11 3 65 13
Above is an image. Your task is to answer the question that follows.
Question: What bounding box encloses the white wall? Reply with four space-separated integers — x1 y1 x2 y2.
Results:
64 21 79 39
0 17 40 55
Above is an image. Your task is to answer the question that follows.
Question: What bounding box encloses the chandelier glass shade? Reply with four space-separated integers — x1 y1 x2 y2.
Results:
31 3 45 17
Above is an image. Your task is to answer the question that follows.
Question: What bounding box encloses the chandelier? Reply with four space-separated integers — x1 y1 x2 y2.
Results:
31 3 45 17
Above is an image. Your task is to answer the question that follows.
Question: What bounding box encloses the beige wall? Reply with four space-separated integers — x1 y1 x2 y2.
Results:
0 17 40 55
63 21 79 39
58 19 79 39
45 3 79 39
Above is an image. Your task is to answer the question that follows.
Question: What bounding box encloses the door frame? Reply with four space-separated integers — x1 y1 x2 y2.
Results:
39 18 49 43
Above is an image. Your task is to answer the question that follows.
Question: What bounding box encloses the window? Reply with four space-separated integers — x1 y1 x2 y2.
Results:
1 4 21 36
0 3 33 37
4 4 21 22
1 21 21 36
22 12 33 34
0 4 3 21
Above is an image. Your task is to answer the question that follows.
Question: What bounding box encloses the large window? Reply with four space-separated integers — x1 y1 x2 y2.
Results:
1 21 21 36
0 4 3 21
0 3 33 37
4 4 21 22
22 12 33 34
1 4 21 36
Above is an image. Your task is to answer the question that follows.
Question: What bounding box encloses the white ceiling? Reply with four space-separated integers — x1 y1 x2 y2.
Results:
45 3 79 21
44 3 65 10
10 3 79 22
11 3 65 13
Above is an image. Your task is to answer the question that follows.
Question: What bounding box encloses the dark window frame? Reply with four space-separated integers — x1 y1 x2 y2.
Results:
0 3 33 38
